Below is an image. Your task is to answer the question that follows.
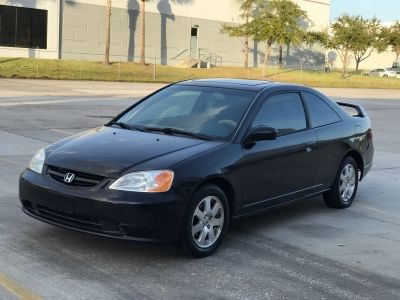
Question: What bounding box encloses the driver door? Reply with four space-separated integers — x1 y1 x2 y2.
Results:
239 92 318 213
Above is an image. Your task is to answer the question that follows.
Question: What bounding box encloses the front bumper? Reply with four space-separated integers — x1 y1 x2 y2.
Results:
19 169 186 242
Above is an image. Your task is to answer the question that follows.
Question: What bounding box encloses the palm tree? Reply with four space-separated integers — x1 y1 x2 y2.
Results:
104 0 112 65
139 0 148 65
238 0 254 69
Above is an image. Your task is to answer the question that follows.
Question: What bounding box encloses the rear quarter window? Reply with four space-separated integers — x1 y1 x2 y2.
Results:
302 92 342 128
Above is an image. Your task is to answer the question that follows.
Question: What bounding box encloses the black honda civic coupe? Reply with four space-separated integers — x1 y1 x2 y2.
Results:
19 79 374 257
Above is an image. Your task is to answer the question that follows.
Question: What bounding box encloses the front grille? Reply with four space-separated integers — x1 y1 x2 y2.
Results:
46 165 105 187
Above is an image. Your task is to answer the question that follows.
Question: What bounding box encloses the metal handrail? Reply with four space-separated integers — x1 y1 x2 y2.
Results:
196 48 223 67
171 49 189 60
171 48 223 67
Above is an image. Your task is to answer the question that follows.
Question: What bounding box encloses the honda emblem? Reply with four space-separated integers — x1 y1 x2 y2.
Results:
64 173 75 183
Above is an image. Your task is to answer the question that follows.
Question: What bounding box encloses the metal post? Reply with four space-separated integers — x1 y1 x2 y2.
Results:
80 57 83 80
118 58 121 81
198 49 201 69
153 50 156 82
300 62 303 84
36 47 40 78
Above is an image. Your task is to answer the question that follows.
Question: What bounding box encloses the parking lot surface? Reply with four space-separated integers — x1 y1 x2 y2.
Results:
0 79 400 299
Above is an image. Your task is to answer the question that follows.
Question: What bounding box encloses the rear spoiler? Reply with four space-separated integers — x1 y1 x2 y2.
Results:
336 102 368 118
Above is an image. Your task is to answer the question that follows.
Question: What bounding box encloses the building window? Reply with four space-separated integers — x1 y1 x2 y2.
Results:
191 26 198 37
0 5 47 49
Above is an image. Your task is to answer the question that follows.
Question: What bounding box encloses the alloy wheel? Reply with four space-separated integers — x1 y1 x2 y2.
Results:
191 196 224 248
339 164 356 202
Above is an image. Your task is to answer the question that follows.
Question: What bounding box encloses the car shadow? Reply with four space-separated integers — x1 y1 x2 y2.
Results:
35 225 182 260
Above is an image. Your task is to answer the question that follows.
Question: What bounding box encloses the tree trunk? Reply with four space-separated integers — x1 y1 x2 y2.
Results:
244 13 249 69
355 60 360 73
244 37 249 69
104 0 111 65
341 49 348 79
140 0 146 65
278 45 283 68
262 44 271 77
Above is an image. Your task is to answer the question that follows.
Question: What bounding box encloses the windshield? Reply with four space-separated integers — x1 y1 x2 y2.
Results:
116 85 257 140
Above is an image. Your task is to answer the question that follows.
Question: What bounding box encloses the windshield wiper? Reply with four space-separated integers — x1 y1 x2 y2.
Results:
144 127 212 140
107 121 147 132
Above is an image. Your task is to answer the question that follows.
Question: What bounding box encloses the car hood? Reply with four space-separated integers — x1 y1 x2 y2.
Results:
46 126 217 177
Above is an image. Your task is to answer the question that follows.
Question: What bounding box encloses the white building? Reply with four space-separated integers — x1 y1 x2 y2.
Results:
0 0 331 66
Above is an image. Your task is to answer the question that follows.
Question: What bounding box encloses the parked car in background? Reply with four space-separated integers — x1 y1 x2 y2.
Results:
19 79 374 257
366 68 397 78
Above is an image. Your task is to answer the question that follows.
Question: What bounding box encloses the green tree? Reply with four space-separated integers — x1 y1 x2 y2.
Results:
250 0 309 73
270 0 309 67
221 0 255 68
104 0 112 65
349 17 382 73
249 2 277 75
312 15 359 78
385 21 400 62
311 15 385 77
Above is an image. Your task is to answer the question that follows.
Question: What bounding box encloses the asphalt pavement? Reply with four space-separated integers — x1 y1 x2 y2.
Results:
0 79 399 299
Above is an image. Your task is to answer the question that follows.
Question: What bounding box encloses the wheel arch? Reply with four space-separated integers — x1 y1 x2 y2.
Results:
193 177 236 218
345 150 364 180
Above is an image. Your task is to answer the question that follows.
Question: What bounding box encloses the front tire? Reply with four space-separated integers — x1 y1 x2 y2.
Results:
323 156 359 209
181 185 229 258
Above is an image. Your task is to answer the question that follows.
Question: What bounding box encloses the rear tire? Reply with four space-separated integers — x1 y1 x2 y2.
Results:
180 185 229 258
323 156 359 209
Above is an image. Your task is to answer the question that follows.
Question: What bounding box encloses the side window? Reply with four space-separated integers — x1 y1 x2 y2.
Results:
252 93 307 136
302 92 341 128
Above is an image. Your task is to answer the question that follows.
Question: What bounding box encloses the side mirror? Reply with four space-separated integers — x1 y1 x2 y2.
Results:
244 126 278 145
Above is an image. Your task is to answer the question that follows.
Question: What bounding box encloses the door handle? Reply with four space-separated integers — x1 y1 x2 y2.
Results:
305 141 316 152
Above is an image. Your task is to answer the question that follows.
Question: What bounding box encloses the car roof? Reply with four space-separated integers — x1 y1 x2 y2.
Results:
177 78 289 92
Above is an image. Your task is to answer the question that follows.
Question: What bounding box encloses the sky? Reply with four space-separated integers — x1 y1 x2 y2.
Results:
330 0 399 22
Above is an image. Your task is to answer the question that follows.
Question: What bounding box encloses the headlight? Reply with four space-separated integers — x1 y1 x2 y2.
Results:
109 170 174 193
29 148 46 174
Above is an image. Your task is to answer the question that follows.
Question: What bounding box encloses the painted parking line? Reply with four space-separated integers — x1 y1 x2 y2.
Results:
0 273 42 300
50 128 73 135
0 96 143 107
0 98 99 107
359 204 394 216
